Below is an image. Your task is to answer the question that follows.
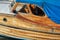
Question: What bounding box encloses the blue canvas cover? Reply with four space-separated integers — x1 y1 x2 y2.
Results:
16 0 60 24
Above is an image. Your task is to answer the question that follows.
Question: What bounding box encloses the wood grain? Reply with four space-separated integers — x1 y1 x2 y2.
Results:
0 13 60 40
16 13 60 28
0 25 60 40
0 13 60 32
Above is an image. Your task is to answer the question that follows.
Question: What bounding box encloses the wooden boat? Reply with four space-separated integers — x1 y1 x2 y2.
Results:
0 3 60 40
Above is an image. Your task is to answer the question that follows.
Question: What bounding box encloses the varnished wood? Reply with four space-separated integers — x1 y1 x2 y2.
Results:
0 25 60 40
17 13 60 28
12 3 19 11
12 3 60 28
0 13 60 40
0 3 60 40
0 13 51 31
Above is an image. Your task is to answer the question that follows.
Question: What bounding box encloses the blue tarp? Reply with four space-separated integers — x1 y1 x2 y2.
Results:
16 0 60 24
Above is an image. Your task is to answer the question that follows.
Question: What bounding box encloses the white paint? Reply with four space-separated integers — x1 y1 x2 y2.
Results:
0 1 12 14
